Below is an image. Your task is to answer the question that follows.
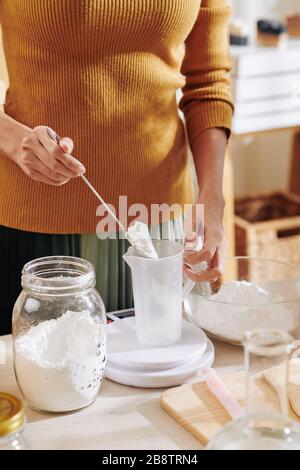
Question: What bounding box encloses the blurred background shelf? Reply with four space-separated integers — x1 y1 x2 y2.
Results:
224 31 300 259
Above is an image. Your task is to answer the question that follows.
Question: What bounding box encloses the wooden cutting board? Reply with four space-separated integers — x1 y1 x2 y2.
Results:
161 363 300 447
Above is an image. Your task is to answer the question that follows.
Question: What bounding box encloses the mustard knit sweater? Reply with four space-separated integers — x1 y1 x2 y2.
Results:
0 0 233 234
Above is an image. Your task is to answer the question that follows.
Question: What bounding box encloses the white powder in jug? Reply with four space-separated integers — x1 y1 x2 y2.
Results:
186 281 299 343
14 310 106 412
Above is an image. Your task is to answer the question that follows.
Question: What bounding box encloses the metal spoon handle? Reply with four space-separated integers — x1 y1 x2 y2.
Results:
46 128 125 232
80 174 125 231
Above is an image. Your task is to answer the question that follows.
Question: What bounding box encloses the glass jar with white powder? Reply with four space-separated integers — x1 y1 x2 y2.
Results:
12 256 107 413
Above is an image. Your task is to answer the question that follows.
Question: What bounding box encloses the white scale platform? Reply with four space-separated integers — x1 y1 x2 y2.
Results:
106 318 214 388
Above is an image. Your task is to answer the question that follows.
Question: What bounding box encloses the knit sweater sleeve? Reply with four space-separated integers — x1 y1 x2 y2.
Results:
180 0 233 144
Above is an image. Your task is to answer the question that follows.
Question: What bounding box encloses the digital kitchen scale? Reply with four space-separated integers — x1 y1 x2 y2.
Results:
106 339 214 388
106 314 214 388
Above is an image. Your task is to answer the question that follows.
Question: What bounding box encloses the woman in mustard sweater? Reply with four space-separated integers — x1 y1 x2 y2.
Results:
0 0 233 334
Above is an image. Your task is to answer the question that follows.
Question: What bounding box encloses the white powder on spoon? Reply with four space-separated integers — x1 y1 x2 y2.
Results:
14 310 106 412
126 222 158 259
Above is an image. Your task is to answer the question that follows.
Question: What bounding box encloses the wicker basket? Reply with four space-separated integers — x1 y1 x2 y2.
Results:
235 192 300 282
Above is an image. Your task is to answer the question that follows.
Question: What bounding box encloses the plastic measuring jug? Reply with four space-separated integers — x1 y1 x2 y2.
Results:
123 240 195 346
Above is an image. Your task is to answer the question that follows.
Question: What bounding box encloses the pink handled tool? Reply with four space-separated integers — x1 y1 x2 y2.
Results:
203 367 245 420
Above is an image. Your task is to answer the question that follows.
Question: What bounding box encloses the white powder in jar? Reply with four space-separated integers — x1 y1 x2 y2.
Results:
185 281 299 344
14 310 106 412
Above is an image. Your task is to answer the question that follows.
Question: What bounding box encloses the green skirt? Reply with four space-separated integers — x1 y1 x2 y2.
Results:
0 219 184 334
0 225 81 334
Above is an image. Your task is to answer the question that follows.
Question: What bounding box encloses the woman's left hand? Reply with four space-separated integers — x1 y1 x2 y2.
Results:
183 195 227 283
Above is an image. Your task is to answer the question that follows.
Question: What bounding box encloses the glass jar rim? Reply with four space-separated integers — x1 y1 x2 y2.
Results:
243 329 294 356
21 256 95 293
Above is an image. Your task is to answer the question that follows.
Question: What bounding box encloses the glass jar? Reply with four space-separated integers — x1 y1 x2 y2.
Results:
207 329 300 450
0 392 30 450
12 256 107 413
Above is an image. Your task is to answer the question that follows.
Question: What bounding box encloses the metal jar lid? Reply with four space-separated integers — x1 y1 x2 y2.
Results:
0 392 25 437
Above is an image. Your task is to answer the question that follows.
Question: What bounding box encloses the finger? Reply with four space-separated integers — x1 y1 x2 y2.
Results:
184 239 218 266
52 132 86 175
210 239 227 272
26 155 69 184
32 140 81 179
210 249 222 273
183 265 221 283
184 233 197 251
184 210 197 250
59 137 74 154
184 204 204 249
55 151 86 175
26 168 69 186
34 127 85 175
22 130 78 178
35 126 63 155
183 267 220 283
54 134 85 174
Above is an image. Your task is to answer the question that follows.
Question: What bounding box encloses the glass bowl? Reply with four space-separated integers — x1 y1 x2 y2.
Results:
184 257 300 345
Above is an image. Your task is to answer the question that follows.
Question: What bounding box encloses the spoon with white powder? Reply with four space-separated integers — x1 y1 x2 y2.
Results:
47 129 158 259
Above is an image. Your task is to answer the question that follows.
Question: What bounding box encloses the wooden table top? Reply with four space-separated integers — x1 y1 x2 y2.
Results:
0 334 243 450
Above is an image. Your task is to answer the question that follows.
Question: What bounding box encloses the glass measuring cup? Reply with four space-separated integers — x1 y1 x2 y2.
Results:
123 240 191 346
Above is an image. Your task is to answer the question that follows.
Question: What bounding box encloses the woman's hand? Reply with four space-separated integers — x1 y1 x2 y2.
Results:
183 127 229 284
183 194 227 283
13 125 85 186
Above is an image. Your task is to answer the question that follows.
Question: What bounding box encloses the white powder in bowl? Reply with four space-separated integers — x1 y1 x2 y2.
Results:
14 310 106 412
185 281 300 344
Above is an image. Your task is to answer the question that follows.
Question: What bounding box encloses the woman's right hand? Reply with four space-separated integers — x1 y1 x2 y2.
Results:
13 125 85 186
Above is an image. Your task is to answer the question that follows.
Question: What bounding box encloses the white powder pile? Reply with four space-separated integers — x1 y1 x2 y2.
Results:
186 281 299 343
14 310 106 412
126 222 158 259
